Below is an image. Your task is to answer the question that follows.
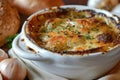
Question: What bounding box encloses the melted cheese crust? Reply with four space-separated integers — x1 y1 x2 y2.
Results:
27 9 120 54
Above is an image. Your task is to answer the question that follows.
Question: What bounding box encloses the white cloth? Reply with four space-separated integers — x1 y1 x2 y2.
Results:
8 49 68 80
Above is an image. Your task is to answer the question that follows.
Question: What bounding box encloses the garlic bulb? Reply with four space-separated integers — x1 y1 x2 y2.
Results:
0 58 27 80
0 49 8 62
87 0 119 11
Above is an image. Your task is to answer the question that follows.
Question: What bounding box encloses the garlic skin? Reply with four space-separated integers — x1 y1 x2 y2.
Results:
0 58 27 80
0 49 8 62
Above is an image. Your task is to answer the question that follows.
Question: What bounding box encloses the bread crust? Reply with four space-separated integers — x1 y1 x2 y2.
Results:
0 0 20 47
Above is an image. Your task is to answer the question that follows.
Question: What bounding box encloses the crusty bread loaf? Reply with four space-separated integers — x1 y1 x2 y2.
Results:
0 0 20 47
8 0 64 16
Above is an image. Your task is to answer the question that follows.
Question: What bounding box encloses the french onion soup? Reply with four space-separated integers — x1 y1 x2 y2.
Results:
26 8 120 55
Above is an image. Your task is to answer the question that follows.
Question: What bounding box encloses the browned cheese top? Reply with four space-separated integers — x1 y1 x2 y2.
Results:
27 8 120 55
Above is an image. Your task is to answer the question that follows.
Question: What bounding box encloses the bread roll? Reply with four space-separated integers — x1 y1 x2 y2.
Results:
0 0 20 47
9 0 64 16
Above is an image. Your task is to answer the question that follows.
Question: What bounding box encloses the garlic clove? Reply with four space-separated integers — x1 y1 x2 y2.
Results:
0 49 8 62
0 58 27 80
0 73 3 80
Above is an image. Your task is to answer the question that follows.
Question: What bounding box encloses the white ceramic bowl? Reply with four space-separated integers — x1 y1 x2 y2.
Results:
12 5 120 80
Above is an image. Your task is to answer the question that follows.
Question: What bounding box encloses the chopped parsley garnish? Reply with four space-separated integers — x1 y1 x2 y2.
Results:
91 28 99 32
43 29 47 32
85 35 91 40
49 27 55 32
85 34 94 40
75 30 81 34
65 25 70 29
88 45 92 49
6 34 18 48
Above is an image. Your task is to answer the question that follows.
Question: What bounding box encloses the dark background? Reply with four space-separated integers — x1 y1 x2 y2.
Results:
63 0 88 5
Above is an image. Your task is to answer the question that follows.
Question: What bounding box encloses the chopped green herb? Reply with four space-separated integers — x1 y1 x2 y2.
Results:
85 34 94 40
88 45 92 49
43 29 47 32
6 34 18 42
49 27 55 31
65 25 70 29
57 31 60 34
47 35 50 38
59 24 65 29
75 30 80 34
91 28 99 32
6 34 18 48
85 35 91 40
7 43 12 49
81 15 86 18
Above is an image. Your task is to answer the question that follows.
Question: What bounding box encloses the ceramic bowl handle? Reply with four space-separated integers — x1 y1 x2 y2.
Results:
12 34 48 61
